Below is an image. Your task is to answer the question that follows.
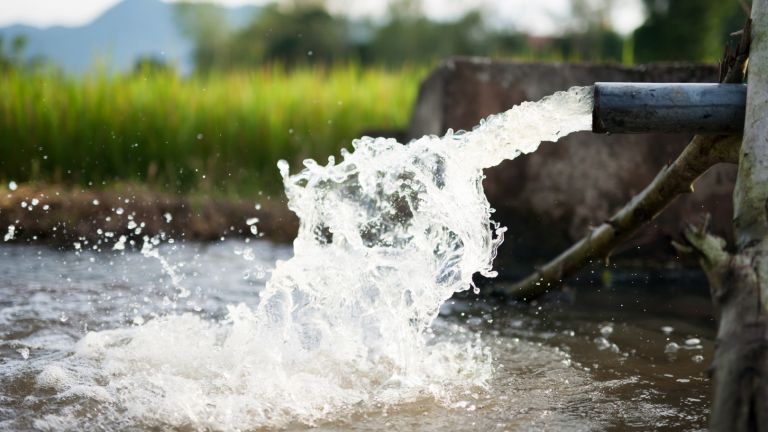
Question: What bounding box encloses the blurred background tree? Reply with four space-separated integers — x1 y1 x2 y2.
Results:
366 0 491 65
171 0 748 73
174 2 233 73
228 2 353 68
634 0 749 62
0 34 46 72
557 0 624 62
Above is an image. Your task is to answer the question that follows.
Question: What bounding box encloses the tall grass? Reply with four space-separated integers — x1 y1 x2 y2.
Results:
0 64 426 195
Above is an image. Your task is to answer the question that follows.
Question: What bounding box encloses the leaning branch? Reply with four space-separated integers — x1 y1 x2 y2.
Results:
498 134 740 300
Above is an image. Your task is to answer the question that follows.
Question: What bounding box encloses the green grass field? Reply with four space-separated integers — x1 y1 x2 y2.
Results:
0 64 426 195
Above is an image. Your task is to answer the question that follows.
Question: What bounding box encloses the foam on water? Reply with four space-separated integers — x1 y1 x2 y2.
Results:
32 86 593 430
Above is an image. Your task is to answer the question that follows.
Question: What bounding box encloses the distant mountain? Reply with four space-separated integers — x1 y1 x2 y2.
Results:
0 0 259 74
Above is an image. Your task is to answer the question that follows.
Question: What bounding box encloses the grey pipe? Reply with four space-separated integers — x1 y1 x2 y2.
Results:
592 82 746 134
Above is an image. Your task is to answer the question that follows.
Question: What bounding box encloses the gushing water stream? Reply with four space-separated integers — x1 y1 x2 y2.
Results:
3 87 714 431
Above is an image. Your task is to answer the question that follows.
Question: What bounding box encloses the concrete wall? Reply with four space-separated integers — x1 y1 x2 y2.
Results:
407 57 735 276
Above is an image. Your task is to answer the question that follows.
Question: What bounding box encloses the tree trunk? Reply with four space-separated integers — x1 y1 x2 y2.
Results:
706 2 768 429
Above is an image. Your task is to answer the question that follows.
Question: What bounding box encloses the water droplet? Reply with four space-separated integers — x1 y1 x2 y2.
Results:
4 225 16 242
594 337 610 350
16 347 29 359
600 324 614 337
113 235 127 251
685 338 701 346
8 181 17 191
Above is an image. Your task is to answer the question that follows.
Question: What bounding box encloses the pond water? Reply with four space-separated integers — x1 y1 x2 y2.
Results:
1 241 714 431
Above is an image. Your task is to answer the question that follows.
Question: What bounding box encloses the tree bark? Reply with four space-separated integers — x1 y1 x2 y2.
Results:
704 3 768 429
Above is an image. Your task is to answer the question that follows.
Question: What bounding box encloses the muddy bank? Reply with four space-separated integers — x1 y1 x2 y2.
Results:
0 184 298 247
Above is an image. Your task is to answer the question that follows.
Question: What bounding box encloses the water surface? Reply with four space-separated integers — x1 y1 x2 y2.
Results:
0 242 713 431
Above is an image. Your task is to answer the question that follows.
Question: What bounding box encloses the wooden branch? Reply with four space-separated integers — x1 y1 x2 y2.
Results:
676 215 731 310
497 134 741 300
720 18 752 83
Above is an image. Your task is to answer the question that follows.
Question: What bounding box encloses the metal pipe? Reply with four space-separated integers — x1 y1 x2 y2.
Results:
592 82 746 134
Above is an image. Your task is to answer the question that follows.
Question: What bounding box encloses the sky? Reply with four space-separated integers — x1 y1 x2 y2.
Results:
0 0 646 36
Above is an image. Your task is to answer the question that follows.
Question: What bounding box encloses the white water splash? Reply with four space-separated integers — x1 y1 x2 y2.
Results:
4 224 15 242
39 86 593 430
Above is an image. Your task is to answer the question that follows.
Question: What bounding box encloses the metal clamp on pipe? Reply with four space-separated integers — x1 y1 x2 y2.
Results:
592 82 747 134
